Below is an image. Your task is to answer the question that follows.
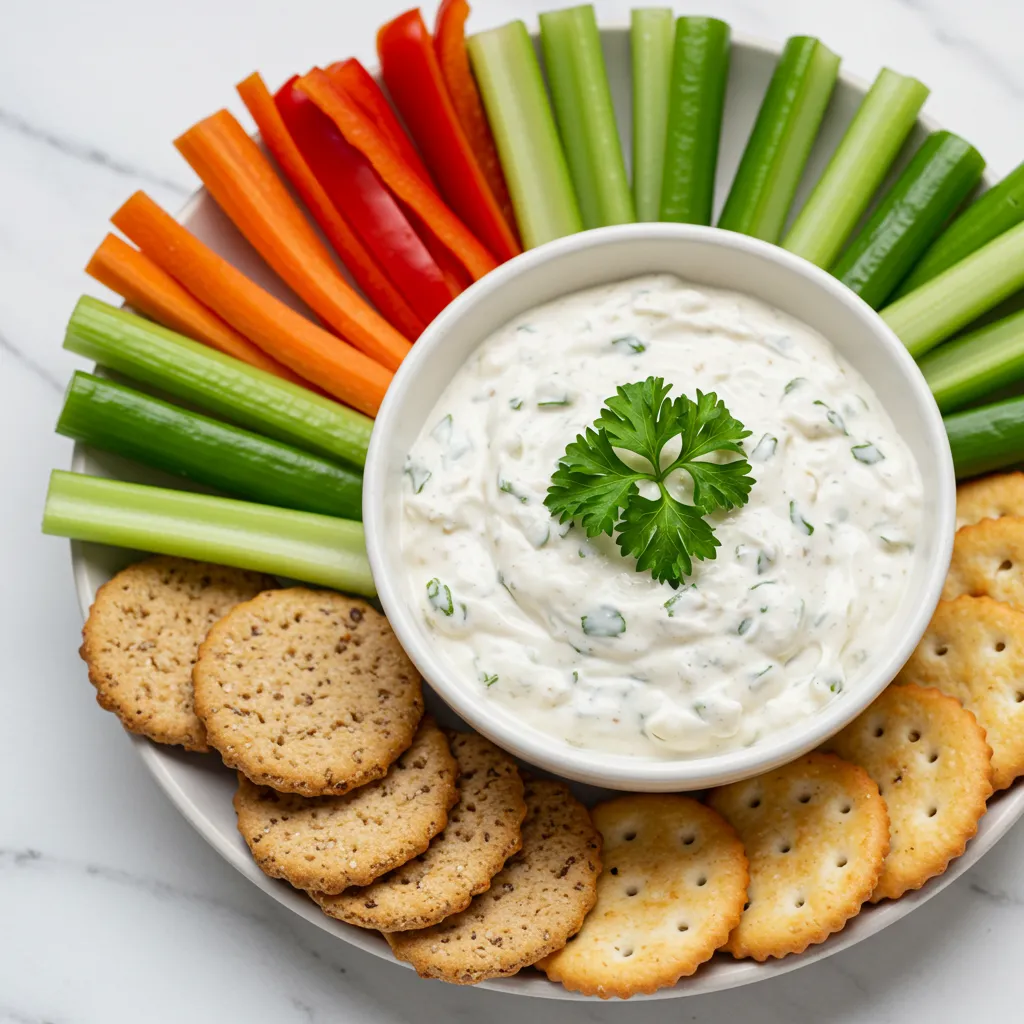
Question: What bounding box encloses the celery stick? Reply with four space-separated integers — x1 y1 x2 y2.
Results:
43 471 375 596
65 297 371 468
881 220 1024 358
833 132 984 309
782 69 929 267
718 37 840 242
659 16 731 225
630 8 673 221
894 159 1024 297
945 395 1024 479
57 371 362 519
921 308 1024 413
539 5 634 228
468 21 583 247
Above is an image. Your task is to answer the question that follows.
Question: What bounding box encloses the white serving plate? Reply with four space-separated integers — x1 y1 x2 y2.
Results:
69 28 1024 1000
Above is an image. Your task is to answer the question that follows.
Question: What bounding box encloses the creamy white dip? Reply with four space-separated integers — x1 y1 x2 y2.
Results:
400 274 923 758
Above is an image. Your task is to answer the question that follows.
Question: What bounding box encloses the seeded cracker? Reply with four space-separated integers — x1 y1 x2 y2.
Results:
194 588 423 796
707 753 888 961
896 595 1024 790
386 779 601 984
80 556 275 750
944 516 1024 612
537 795 747 998
234 717 457 894
313 731 526 931
826 684 992 901
955 472 1024 529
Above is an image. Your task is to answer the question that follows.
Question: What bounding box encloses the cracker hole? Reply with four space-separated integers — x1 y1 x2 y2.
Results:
935 645 948 657
681 832 696 846
836 856 848 868
873 726 885 738
623 831 637 842
928 752 939 763
749 797 761 809
610 867 619 875
695 875 707 887
996 642 1007 653
622 948 634 958
779 843 792 854
797 793 811 804
795 897 806 909
927 806 938 817
625 885 639 897
677 923 689 933
1015 692 1024 704
840 804 851 814
908 730 921 743
998 559 1013 572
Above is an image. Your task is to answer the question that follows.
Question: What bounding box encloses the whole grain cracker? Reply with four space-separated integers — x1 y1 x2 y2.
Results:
896 595 1024 790
944 516 1024 612
386 779 601 984
313 731 526 931
825 684 992 901
537 795 747 999
707 753 889 961
80 556 275 751
234 716 457 894
194 588 423 796
956 472 1024 529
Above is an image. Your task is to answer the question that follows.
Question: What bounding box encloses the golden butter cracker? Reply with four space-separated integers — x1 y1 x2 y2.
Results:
944 516 1024 612
537 795 747 998
956 472 1024 529
707 753 888 961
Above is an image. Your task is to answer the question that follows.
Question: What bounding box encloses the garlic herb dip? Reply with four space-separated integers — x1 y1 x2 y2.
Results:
399 275 923 758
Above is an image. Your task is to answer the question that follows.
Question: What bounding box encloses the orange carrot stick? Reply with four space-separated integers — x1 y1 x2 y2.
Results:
86 233 306 385
175 110 411 371
297 68 497 281
236 72 425 342
112 192 392 416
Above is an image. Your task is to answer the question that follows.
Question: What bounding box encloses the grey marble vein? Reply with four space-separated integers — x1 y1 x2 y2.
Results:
0 329 64 394
968 879 1024 907
0 107 190 195
0 1007 64 1024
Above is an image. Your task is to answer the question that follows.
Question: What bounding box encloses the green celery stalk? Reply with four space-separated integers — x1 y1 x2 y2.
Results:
881 220 1024 358
921 308 1024 412
57 371 362 519
659 16 731 225
64 297 371 468
782 69 929 267
43 471 375 596
894 159 1024 297
944 395 1024 479
630 8 674 221
832 131 985 309
539 4 635 228
718 36 840 242
468 21 583 247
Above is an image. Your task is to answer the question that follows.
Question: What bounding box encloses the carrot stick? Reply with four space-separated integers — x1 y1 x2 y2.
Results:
434 0 518 238
175 110 411 370
297 68 497 281
112 191 392 416
86 233 305 384
237 72 425 342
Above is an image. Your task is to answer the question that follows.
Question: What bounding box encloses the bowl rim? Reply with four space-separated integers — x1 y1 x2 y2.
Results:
364 222 956 790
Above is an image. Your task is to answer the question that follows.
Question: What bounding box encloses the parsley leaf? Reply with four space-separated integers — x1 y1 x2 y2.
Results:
544 377 755 587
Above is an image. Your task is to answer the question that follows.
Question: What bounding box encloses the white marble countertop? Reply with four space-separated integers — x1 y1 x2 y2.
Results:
4 0 1024 1020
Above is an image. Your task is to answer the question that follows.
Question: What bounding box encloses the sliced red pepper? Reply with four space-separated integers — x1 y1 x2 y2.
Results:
434 0 518 239
275 76 455 326
377 10 521 264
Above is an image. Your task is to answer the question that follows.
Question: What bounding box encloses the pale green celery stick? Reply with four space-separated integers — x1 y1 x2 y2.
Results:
881 220 1024 358
782 68 929 267
921 308 1024 412
630 8 673 221
717 36 840 242
468 21 583 248
540 5 635 228
43 471 374 596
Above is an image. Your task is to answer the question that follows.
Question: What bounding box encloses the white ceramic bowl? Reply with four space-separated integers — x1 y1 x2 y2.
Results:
364 223 956 791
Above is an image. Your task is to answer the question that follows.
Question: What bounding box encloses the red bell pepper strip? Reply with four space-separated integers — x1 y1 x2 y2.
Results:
434 0 517 239
297 68 497 281
275 76 455 326
237 72 425 341
377 10 521 264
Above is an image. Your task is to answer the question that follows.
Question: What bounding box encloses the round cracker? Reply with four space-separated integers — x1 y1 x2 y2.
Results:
896 595 1024 790
313 731 526 931
386 779 601 985
944 515 1024 612
956 472 1024 529
537 795 748 999
194 588 423 796
234 716 457 894
826 684 992 901
80 556 275 751
707 753 889 961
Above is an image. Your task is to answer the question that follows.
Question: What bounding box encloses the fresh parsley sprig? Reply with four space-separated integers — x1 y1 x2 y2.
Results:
544 377 755 587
